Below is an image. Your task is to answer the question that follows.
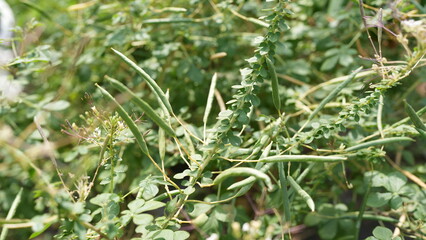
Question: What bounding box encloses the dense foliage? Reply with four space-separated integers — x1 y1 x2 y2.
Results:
1 0 426 239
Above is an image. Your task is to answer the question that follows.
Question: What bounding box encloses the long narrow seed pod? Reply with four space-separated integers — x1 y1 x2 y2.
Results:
203 73 218 141
266 57 281 113
287 176 315 212
105 76 175 137
226 164 272 189
404 100 426 131
96 84 150 156
297 67 363 134
345 137 414 152
308 67 362 121
214 167 273 191
417 128 426 139
260 155 347 163
279 161 291 221
111 48 173 115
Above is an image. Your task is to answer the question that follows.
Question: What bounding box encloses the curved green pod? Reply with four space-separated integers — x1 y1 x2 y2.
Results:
345 137 413 152
287 176 315 212
213 167 273 191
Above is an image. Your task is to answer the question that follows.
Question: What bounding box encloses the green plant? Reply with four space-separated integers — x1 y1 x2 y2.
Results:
1 0 426 239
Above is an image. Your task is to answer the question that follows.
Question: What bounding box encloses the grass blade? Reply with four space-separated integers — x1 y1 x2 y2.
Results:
0 188 23 240
345 137 414 152
96 84 150 156
214 167 273 191
260 155 347 163
105 76 175 137
266 57 281 113
203 73 218 141
404 100 426 131
111 48 173 115
287 176 315 212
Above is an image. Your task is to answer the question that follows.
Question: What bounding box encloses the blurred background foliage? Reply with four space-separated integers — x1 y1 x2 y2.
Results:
1 0 426 239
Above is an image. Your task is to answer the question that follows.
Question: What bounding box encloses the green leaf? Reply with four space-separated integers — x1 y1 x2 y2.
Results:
106 201 120 219
365 171 388 187
367 192 392 208
189 203 214 218
228 134 242 147
165 197 179 215
128 199 146 213
218 110 233 119
138 178 159 200
173 231 190 240
154 229 174 240
29 223 52 239
184 186 195 195
372 226 393 240
385 172 407 193
246 94 260 106
320 56 339 71
133 213 153 226
213 205 234 222
135 200 165 214
73 222 86 240
339 53 354 66
90 193 120 207
390 195 403 210
304 213 322 226
319 220 337 239
105 222 119 239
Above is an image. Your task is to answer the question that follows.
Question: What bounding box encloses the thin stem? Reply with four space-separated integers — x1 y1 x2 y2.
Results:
355 178 371 239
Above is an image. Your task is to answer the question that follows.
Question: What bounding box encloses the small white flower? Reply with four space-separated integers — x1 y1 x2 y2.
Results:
402 19 422 27
206 233 219 240
402 19 424 33
242 222 250 232
0 75 22 102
